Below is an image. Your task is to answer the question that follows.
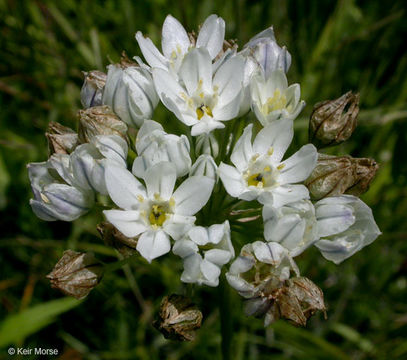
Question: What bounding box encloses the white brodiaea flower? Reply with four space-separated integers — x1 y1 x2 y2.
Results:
103 162 214 262
263 200 319 257
28 135 128 221
153 48 245 136
314 195 381 264
250 70 305 126
136 14 225 75
173 221 234 287
132 120 191 178
219 121 317 207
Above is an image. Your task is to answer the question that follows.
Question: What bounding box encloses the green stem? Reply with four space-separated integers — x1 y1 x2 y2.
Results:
219 274 232 360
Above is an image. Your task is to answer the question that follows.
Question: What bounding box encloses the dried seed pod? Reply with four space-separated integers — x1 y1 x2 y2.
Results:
80 70 106 109
153 294 203 341
305 154 378 200
45 122 79 155
47 250 103 299
77 105 128 143
309 91 359 147
97 222 138 258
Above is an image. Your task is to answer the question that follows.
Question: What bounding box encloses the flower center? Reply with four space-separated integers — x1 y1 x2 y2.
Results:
263 89 287 114
196 105 213 120
247 173 264 187
149 204 167 227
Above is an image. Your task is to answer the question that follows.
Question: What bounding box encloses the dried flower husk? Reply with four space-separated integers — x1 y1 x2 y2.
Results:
305 154 379 200
77 105 128 143
309 91 359 147
97 222 138 258
47 250 103 299
153 294 203 341
46 122 79 155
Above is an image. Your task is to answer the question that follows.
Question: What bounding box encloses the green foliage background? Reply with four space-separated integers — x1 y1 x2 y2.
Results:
1 0 407 359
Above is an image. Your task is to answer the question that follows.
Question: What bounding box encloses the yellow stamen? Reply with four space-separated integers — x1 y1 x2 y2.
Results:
247 173 264 187
196 105 213 120
277 164 285 170
265 89 287 114
149 205 167 226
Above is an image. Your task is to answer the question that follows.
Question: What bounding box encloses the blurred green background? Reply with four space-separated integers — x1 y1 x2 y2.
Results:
1 0 407 359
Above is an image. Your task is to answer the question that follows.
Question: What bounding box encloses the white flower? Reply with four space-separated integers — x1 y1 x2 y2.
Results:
102 64 158 128
242 27 291 77
173 221 234 287
103 162 214 262
28 135 128 222
226 241 299 298
152 48 245 136
28 159 93 222
314 195 381 264
250 70 305 126
189 154 218 182
132 120 191 178
136 14 225 74
263 200 319 257
219 121 317 207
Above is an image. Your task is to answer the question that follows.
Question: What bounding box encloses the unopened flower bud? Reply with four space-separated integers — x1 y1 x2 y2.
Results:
309 91 359 147
46 122 79 155
80 70 106 108
153 294 203 341
304 154 378 200
195 133 219 158
189 154 218 181
77 105 128 143
97 222 138 258
102 64 159 128
47 250 103 299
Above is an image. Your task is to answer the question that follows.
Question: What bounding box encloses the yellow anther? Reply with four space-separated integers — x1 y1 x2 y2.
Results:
196 105 213 120
267 147 274 156
169 197 175 208
40 193 50 204
149 204 167 226
154 193 161 200
263 166 271 172
265 89 287 114
137 195 144 203
199 92 204 99
176 44 182 54
171 50 177 59
277 164 285 170
247 173 264 187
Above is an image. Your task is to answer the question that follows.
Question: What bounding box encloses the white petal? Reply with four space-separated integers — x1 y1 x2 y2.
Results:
181 253 202 283
103 209 147 237
259 184 309 207
173 176 214 216
105 164 146 210
196 14 225 59
200 259 221 286
212 90 242 121
252 241 286 265
213 56 245 104
172 239 198 258
188 226 210 246
179 48 212 95
230 124 253 171
279 144 318 184
136 32 168 69
161 15 190 59
205 249 232 266
316 203 355 237
253 120 293 162
218 163 245 198
144 162 176 200
92 135 128 166
137 230 171 262
163 214 195 240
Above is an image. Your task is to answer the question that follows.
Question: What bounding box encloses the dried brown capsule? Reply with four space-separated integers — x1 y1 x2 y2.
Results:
47 250 103 300
309 91 359 147
153 294 203 341
97 222 138 258
77 105 128 143
80 70 106 108
304 154 378 200
45 122 79 155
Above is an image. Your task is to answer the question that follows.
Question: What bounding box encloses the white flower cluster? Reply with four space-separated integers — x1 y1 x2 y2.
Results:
28 14 380 298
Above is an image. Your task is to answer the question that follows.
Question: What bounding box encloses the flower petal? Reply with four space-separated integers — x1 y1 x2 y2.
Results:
137 229 171 262
196 14 225 59
172 176 214 216
259 184 309 207
253 120 293 162
105 164 146 210
278 144 318 184
231 124 253 171
218 163 245 198
161 15 190 59
144 162 176 200
136 32 168 70
103 209 147 237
